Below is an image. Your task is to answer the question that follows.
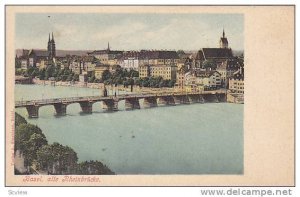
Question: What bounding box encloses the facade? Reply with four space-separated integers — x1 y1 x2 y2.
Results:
121 51 140 70
149 65 177 80
18 49 30 70
216 58 240 88
28 49 50 68
139 65 150 78
94 64 109 79
228 68 244 94
185 70 222 91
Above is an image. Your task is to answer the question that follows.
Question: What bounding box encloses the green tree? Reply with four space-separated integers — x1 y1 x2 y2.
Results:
15 112 27 127
15 68 23 76
36 143 78 174
102 70 112 81
15 123 44 152
39 68 46 80
73 74 79 81
23 133 48 168
15 123 47 170
77 160 115 175
168 79 176 87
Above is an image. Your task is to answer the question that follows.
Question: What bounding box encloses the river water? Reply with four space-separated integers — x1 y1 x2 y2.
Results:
15 84 243 174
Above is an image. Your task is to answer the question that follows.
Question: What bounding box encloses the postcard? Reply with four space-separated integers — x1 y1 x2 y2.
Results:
5 5 294 186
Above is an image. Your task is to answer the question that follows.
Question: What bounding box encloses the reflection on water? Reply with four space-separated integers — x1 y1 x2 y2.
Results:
15 84 243 174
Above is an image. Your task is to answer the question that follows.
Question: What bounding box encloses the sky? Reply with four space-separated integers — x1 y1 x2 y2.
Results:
15 13 244 51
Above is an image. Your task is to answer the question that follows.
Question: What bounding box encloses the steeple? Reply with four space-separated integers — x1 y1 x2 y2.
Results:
107 42 110 51
219 29 228 49
48 33 51 42
51 32 55 42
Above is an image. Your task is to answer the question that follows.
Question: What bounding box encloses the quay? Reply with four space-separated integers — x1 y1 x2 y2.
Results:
15 91 226 118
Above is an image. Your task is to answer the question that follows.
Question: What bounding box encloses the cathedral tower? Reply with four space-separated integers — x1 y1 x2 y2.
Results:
47 32 56 60
219 29 229 48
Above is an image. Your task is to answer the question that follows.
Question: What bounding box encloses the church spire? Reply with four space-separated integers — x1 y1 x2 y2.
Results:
51 32 55 42
48 33 51 42
223 28 225 38
107 42 110 51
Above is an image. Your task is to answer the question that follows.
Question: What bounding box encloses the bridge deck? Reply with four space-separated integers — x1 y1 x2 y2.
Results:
15 91 226 108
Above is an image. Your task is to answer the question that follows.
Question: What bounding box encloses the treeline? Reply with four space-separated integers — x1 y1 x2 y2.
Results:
16 66 79 82
102 69 175 88
16 65 176 88
15 112 114 175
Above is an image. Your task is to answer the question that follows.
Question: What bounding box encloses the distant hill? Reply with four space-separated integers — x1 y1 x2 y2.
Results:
16 49 93 57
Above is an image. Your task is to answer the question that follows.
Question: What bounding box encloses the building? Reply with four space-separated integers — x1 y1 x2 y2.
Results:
194 30 233 68
28 49 50 69
149 64 177 80
185 70 222 91
88 42 123 65
18 49 30 70
121 51 141 70
194 47 233 68
94 64 109 80
139 64 176 80
216 58 240 88
228 68 244 94
16 33 57 69
139 65 150 78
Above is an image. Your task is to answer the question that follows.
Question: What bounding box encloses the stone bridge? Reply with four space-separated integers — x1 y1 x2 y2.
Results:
15 92 227 118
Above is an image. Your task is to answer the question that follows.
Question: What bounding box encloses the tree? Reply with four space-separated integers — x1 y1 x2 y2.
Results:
36 143 78 174
15 123 47 170
45 65 56 79
39 68 46 80
177 50 186 58
102 70 112 81
168 79 176 87
23 133 48 168
15 68 23 76
15 123 44 152
15 112 27 127
73 74 79 81
77 160 114 175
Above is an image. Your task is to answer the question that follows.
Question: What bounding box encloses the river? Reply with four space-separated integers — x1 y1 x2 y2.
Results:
15 84 243 174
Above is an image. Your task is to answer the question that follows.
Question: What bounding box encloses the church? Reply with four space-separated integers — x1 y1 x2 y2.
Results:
18 33 57 70
194 29 233 68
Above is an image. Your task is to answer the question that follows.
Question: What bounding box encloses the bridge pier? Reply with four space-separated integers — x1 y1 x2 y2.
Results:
216 94 226 102
53 103 68 116
79 101 94 113
143 97 158 108
125 98 140 110
158 96 175 106
26 105 40 118
173 95 190 104
102 100 118 111
188 95 203 103
203 94 219 103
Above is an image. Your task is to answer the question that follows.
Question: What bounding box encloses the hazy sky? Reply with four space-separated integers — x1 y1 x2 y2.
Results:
15 13 244 51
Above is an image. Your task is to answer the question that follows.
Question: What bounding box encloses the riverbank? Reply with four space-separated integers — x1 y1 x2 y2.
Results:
32 78 178 94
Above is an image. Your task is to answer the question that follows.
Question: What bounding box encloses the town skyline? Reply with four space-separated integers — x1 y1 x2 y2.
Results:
15 13 244 51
